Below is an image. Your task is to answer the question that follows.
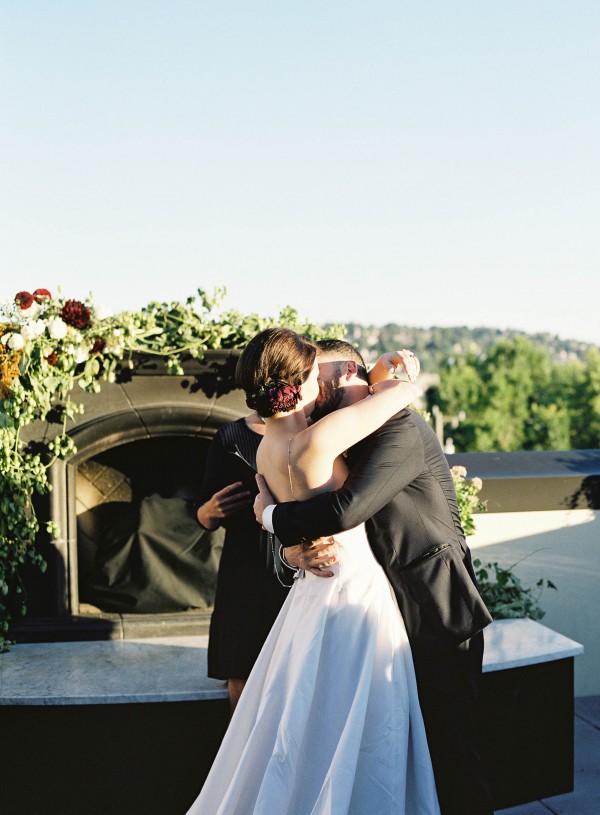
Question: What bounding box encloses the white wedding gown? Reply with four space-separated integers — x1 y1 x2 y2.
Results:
187 524 440 815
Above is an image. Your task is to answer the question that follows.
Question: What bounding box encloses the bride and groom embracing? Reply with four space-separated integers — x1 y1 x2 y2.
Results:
187 329 493 815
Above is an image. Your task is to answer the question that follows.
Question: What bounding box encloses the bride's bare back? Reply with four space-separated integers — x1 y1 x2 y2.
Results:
256 431 350 504
256 374 419 505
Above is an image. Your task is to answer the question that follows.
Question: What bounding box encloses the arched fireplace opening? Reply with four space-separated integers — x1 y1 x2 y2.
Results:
13 351 247 642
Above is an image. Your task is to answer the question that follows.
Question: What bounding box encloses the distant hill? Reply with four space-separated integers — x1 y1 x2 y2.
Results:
331 324 597 373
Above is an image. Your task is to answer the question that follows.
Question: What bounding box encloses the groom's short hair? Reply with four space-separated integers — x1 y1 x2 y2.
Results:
316 339 368 382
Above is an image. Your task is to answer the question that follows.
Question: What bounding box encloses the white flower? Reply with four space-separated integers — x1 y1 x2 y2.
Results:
94 303 112 321
0 333 10 346
21 320 46 342
47 318 68 340
7 332 25 350
104 336 124 357
72 345 90 364
20 324 36 342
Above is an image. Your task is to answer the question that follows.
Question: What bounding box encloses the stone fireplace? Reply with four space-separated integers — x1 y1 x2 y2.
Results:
14 351 247 642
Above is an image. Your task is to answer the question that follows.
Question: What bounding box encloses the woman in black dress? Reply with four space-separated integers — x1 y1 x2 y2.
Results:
197 412 290 709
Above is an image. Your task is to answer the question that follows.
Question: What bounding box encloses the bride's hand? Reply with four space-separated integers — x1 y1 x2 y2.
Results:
368 349 420 386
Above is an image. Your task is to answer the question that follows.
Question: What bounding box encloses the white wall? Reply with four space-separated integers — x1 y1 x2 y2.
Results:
469 509 600 697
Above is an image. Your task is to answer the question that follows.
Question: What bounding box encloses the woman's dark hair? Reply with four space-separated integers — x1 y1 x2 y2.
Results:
235 327 318 417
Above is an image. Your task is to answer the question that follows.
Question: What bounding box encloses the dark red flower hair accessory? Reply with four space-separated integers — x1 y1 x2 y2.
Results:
246 381 301 416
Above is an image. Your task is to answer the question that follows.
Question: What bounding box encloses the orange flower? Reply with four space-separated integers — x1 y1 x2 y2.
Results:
0 348 23 399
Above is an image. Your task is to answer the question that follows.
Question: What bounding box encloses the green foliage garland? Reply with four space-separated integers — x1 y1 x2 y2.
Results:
0 287 343 651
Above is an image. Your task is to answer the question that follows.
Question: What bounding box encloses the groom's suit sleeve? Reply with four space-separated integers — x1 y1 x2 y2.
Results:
272 412 423 546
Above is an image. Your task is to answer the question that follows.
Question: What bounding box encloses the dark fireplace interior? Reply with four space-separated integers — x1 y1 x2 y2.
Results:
76 437 223 615
10 351 247 642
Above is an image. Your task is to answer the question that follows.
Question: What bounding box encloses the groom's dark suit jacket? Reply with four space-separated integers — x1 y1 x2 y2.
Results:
271 408 494 815
271 408 492 659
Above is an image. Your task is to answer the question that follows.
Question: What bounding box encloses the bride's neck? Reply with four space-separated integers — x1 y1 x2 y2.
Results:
264 409 308 436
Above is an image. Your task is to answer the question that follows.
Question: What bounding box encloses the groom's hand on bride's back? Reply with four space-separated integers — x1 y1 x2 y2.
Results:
300 538 338 578
254 474 338 577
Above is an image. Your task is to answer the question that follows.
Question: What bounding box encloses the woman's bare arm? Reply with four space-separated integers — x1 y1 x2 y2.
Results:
306 378 419 461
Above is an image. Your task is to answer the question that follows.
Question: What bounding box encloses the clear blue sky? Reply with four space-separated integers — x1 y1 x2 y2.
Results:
2 1 599 344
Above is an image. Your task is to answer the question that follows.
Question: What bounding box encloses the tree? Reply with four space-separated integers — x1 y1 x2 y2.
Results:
429 337 577 452
568 347 600 448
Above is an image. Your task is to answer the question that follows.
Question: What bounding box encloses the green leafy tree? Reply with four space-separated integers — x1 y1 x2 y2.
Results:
429 336 578 452
567 347 600 448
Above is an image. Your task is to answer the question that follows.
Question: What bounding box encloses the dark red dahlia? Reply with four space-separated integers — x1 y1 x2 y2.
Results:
33 288 52 303
46 351 58 366
15 291 35 309
61 299 91 329
246 381 301 417
91 337 105 354
268 382 301 413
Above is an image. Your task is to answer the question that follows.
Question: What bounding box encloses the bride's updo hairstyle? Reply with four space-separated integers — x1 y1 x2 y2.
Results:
236 327 318 418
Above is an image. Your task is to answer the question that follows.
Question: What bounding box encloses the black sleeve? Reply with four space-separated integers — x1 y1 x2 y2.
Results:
197 432 233 510
272 415 424 546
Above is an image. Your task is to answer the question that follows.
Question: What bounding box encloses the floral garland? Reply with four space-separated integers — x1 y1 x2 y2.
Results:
0 287 343 651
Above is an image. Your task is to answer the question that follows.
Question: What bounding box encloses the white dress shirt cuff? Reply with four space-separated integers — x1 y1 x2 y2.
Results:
262 504 276 534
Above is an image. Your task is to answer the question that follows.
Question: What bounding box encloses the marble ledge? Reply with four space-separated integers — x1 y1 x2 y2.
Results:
0 620 584 706
482 618 584 673
0 635 228 706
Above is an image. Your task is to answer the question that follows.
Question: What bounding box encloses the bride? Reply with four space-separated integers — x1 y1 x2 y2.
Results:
186 327 440 815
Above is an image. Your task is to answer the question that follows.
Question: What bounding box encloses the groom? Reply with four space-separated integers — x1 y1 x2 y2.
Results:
255 339 493 815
